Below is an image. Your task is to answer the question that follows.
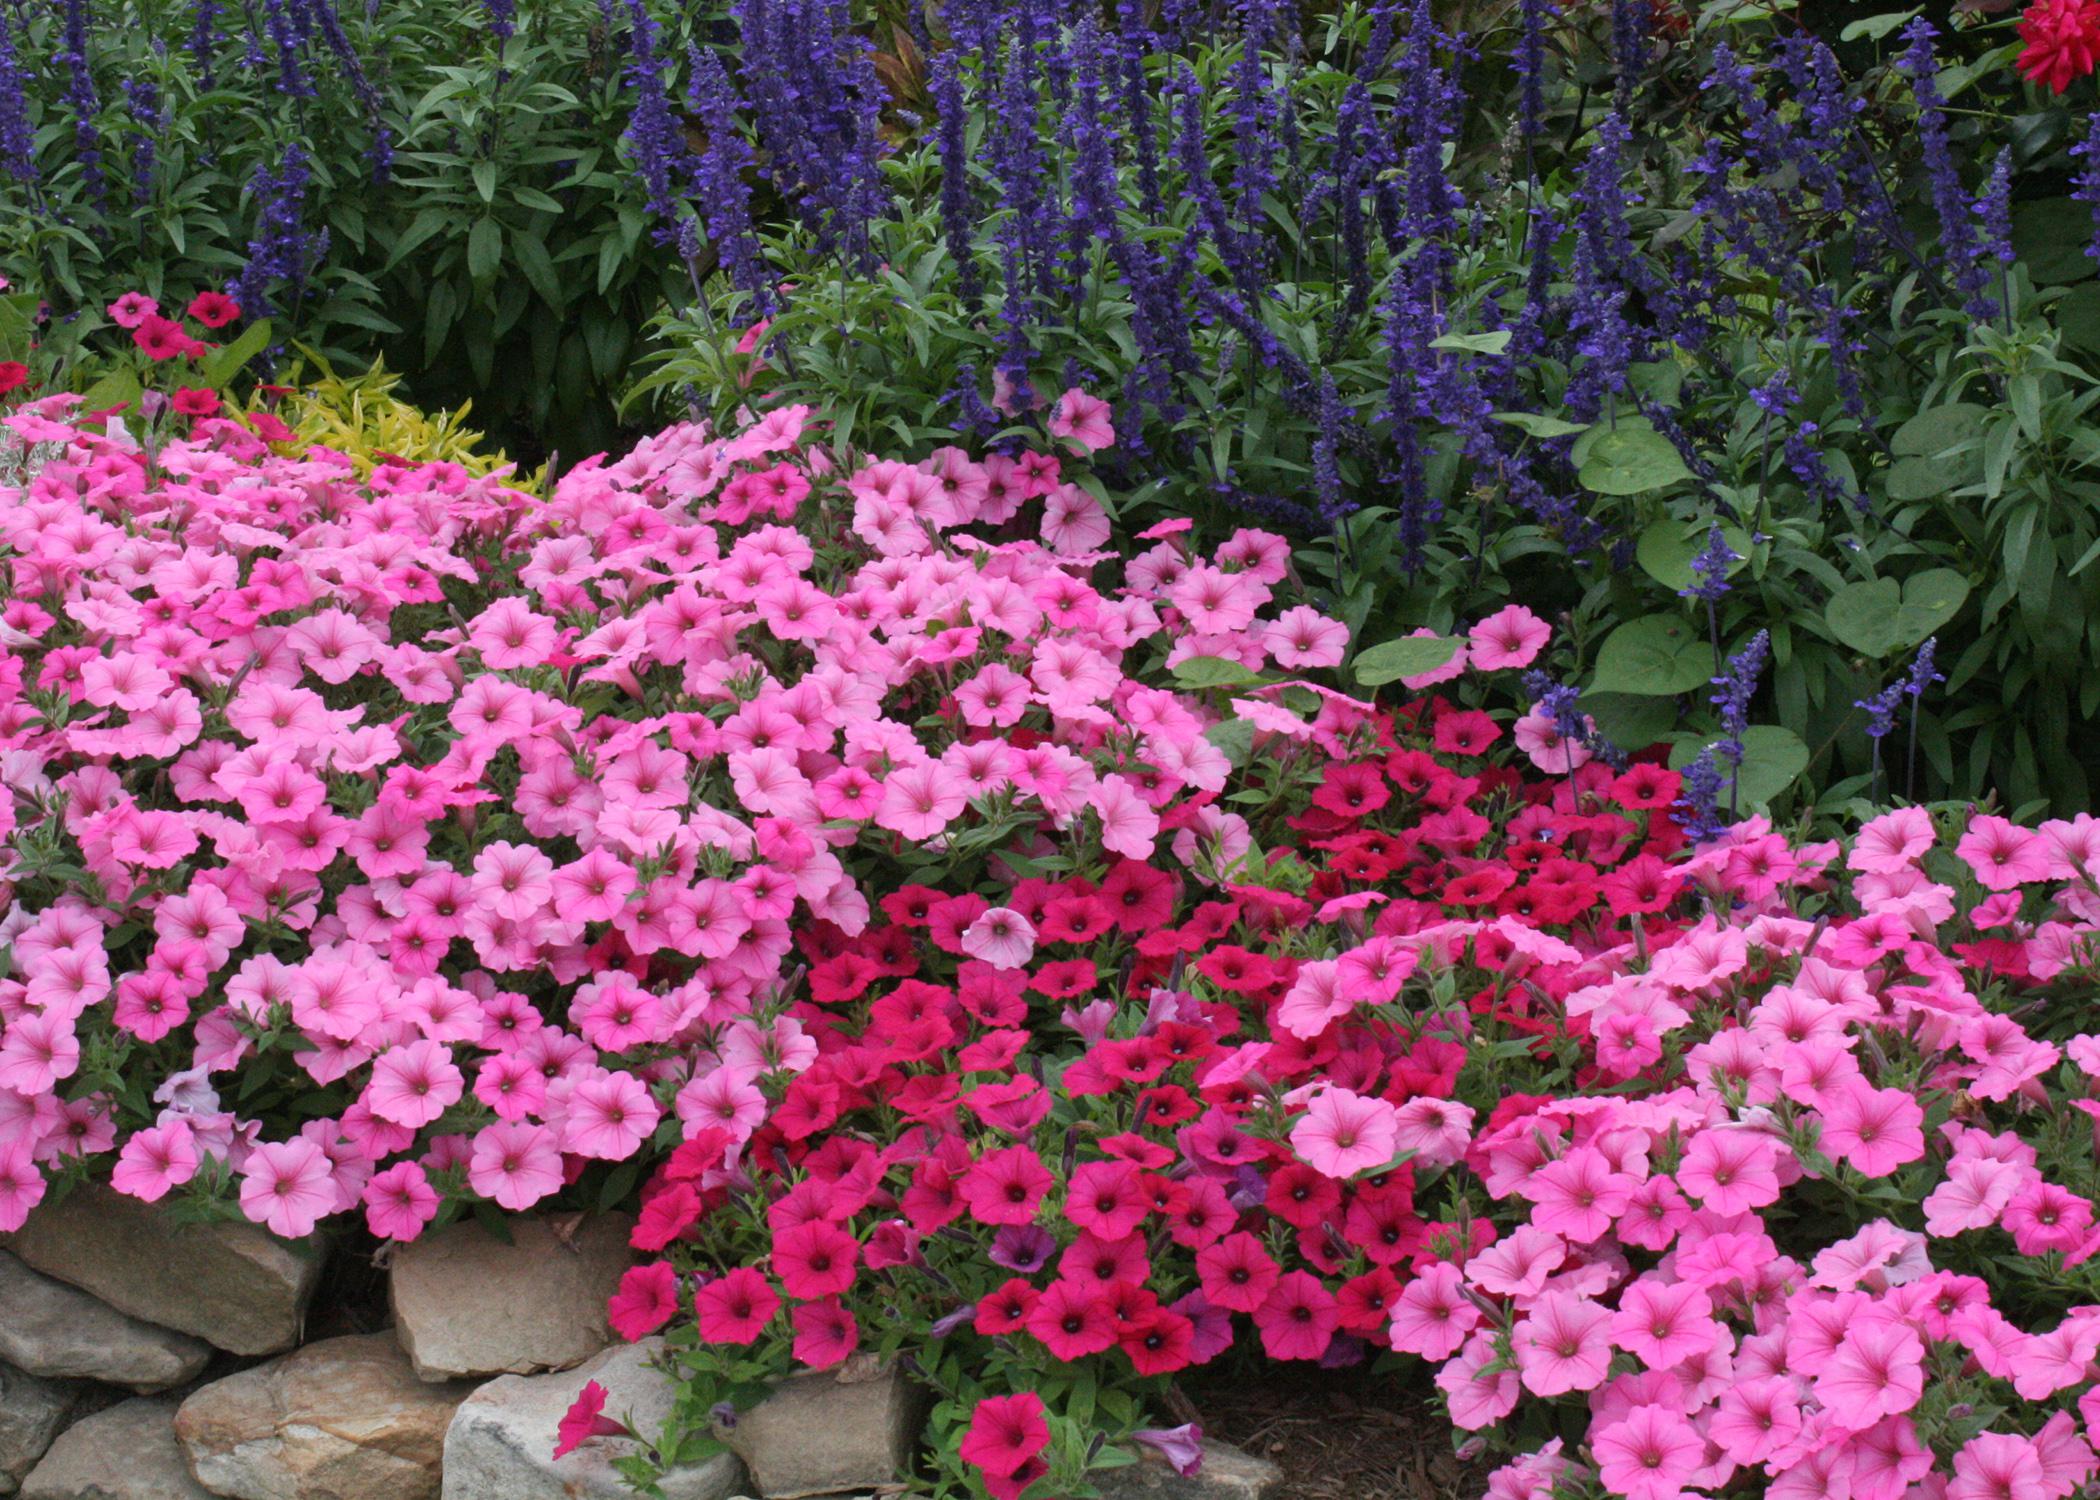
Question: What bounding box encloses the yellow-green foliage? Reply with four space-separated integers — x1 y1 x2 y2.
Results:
256 356 543 488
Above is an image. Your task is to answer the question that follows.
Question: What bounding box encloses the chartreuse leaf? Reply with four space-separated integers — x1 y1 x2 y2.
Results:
1589 614 1713 696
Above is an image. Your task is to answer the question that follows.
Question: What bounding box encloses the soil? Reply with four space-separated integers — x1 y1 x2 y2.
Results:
1182 1363 1486 1500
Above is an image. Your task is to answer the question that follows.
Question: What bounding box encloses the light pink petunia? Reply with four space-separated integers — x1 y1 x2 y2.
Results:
1290 1088 1399 1180
1812 1314 1926 1427
1467 604 1551 671
961 908 1037 971
1609 1280 1720 1370
1591 1404 1705 1500
1815 1081 1926 1178
1512 1291 1613 1397
110 1119 199 1203
238 1139 338 1239
1956 814 2056 890
365 1039 465 1129
1048 388 1115 451
468 1121 565 1211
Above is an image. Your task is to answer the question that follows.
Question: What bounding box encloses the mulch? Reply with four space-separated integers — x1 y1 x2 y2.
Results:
1181 1363 1485 1500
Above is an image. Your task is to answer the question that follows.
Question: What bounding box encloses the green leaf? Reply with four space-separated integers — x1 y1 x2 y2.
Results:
468 217 503 282
1171 656 1265 690
1428 330 1511 355
1883 456 1957 501
201 318 273 389
1491 411 1589 439
1823 570 1969 658
1636 517 1752 593
1669 726 1811 808
1891 403 1989 458
2014 198 2099 285
1352 634 1462 687
1590 614 1714 696
1574 420 1693 496
76 369 142 416
512 232 563 310
471 159 498 204
1839 7 1919 39
1582 692 1679 752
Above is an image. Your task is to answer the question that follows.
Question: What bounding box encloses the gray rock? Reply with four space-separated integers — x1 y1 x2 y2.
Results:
442 1337 744 1500
390 1215 634 1383
1094 1439 1284 1499
19 1398 216 1500
717 1360 920 1500
0 1364 78 1496
173 1332 474 1500
2 1183 321 1356
0 1252 212 1394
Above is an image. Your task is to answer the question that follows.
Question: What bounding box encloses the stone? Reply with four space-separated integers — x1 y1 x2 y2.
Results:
390 1214 634 1383
716 1360 920 1500
2 1183 321 1357
0 1364 78 1496
20 1398 217 1500
441 1337 744 1500
0 1252 212 1394
172 1333 474 1500
1093 1439 1284 1500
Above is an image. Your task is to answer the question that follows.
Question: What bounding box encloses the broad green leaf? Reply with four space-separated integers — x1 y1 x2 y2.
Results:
1891 403 1989 458
1575 420 1693 496
1582 692 1679 752
1172 655 1265 690
201 318 273 389
1353 634 1462 687
2013 197 2097 284
1590 614 1714 696
1428 330 1512 355
1636 517 1752 593
1823 570 1969 658
76 369 141 416
1883 455 1958 501
1492 411 1589 439
1840 8 1920 39
1668 726 1811 808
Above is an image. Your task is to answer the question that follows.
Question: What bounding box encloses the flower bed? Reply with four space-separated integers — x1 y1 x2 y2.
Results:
3 390 2100 1499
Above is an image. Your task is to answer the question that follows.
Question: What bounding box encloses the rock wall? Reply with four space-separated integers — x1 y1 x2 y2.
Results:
1 1195 1282 1500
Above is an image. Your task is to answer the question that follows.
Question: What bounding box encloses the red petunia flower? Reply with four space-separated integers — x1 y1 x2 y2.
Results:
1025 1277 1120 1359
172 387 221 417
552 1380 625 1460
960 1393 1052 1480
773 1219 859 1299
693 1266 780 1345
606 1261 680 1342
186 290 242 328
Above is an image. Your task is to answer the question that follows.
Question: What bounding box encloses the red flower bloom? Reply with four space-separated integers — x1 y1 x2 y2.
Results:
631 1182 702 1251
1611 762 1682 810
693 1267 780 1345
132 316 193 361
1098 858 1177 932
552 1380 624 1460
1266 1162 1344 1231
186 290 242 327
1335 1267 1404 1333
960 1394 1051 1479
172 387 221 418
1254 1270 1341 1361
0 361 27 396
773 1219 859 1299
1026 957 1099 998
975 1277 1040 1335
1025 1277 1119 1358
960 1144 1054 1226
606 1261 680 1341
2020 0 2100 91
1058 1229 1150 1287
1066 1159 1151 1240
790 1296 860 1368
1121 1308 1197 1375
1196 1231 1281 1313
1164 1176 1235 1250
